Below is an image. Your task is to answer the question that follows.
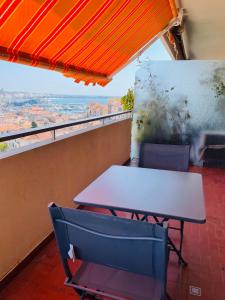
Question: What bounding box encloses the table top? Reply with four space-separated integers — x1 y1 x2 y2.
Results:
74 165 206 224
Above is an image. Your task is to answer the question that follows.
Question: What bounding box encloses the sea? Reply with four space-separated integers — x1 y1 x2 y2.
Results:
43 96 110 114
6 95 115 115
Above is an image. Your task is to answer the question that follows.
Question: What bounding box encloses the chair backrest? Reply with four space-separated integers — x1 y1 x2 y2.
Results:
49 203 168 286
139 142 190 172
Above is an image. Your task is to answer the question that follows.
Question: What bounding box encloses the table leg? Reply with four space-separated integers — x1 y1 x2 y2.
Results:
131 212 140 220
151 216 187 266
141 215 148 221
168 220 185 265
168 236 187 266
153 216 160 223
109 209 117 216
131 212 187 266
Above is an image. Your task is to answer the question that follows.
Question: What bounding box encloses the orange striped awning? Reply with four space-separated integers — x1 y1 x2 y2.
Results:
0 0 178 86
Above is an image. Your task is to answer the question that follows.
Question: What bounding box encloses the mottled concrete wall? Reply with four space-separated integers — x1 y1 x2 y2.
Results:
134 61 225 160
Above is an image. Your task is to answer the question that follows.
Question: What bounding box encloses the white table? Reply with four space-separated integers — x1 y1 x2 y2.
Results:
74 165 206 265
74 165 205 223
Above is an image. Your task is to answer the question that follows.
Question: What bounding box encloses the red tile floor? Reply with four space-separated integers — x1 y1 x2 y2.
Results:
0 165 225 300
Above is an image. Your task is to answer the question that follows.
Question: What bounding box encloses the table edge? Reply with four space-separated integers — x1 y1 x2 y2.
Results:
74 200 206 224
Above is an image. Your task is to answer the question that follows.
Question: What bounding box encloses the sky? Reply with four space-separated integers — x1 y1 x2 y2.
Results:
0 39 171 97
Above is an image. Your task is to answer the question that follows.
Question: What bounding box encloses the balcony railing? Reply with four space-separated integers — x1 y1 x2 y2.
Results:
0 110 132 143
0 110 132 158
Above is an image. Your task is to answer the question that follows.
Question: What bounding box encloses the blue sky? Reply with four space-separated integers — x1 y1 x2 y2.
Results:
0 40 170 97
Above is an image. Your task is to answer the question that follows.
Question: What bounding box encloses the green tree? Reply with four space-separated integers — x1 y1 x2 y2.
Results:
211 68 225 115
121 88 135 111
31 121 38 128
0 142 8 152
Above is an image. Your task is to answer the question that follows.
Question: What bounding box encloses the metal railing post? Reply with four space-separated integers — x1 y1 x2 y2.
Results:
52 129 56 140
0 110 133 143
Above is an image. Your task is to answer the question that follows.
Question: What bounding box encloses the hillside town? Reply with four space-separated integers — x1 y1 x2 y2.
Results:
0 89 122 152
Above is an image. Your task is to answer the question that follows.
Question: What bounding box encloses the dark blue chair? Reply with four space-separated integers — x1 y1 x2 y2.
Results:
137 142 190 265
138 142 190 172
48 203 171 300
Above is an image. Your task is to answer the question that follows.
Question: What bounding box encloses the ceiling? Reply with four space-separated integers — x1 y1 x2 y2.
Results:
178 0 225 59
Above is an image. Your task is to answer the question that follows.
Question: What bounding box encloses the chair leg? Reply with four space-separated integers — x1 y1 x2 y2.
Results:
79 292 98 300
73 288 83 296
80 294 85 300
179 221 184 262
166 292 172 300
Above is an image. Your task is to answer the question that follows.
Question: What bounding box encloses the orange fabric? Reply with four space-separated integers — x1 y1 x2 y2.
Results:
0 0 177 86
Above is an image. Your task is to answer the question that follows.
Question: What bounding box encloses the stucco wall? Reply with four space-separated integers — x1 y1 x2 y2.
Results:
0 119 131 280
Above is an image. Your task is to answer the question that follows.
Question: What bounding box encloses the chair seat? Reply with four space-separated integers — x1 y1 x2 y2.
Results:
71 262 162 300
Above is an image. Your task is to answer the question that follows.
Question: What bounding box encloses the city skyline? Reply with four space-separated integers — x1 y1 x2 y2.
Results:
0 40 170 97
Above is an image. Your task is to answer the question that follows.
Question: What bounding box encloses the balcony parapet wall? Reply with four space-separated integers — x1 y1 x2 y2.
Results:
0 118 131 281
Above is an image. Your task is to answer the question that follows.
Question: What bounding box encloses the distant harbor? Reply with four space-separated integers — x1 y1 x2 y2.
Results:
0 90 123 152
1 94 118 115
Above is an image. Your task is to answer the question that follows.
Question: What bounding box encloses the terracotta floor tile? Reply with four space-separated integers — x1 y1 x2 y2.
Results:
0 164 225 299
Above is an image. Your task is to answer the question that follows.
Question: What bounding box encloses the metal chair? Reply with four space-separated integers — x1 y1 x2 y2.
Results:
49 203 171 300
138 142 190 172
137 142 190 265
